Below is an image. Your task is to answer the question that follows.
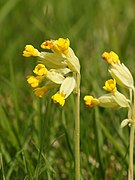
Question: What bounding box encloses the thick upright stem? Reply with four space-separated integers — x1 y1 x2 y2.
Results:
128 88 135 180
128 123 135 180
75 73 80 180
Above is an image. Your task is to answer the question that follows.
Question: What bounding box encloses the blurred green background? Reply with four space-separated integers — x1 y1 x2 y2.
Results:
0 0 135 179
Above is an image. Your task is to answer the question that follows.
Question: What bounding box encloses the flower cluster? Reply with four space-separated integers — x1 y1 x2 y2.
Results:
84 51 134 127
23 38 80 106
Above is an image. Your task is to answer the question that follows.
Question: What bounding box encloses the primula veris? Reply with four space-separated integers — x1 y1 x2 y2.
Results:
41 38 70 56
51 93 65 106
102 51 119 64
23 37 80 106
27 76 40 88
34 86 48 98
33 64 48 76
34 82 58 98
102 51 134 89
40 38 80 74
84 52 131 110
23 45 40 57
103 79 117 93
85 50 135 180
84 96 99 107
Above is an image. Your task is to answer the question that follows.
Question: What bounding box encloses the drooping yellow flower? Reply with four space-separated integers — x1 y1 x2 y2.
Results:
34 82 58 98
51 93 65 106
41 38 70 56
23 45 39 57
34 86 48 98
84 96 99 108
54 38 70 56
103 79 117 93
27 76 40 88
33 64 48 76
41 40 54 50
102 51 119 64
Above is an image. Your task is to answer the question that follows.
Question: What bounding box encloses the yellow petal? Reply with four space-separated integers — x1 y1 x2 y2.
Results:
33 64 48 76
51 93 65 106
23 45 39 57
103 79 117 93
84 96 99 108
102 51 119 64
27 76 39 88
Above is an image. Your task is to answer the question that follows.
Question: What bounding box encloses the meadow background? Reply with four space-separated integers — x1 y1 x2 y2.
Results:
0 0 135 179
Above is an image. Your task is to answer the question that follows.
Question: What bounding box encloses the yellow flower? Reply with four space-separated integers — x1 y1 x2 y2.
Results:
102 51 119 64
41 40 54 50
102 51 134 89
34 86 48 98
103 79 117 93
84 96 99 108
23 45 39 57
33 64 48 76
34 82 58 98
51 93 65 106
41 38 70 56
27 76 40 88
54 38 70 56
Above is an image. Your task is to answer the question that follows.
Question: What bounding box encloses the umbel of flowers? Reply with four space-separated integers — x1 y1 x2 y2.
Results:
84 51 135 180
23 38 80 106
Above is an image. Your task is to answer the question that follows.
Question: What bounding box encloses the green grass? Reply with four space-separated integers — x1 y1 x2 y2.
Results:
0 0 135 179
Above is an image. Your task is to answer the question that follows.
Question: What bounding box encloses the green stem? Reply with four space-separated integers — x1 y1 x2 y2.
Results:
128 87 135 180
75 73 80 180
128 123 135 180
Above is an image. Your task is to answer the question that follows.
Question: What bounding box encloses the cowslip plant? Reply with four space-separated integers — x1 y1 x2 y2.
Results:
23 38 80 179
84 51 135 180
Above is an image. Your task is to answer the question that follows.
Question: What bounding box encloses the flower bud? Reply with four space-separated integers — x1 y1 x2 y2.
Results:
120 119 130 128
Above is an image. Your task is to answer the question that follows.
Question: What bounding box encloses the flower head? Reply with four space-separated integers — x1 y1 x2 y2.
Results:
103 79 117 93
51 93 65 106
102 51 119 64
23 45 39 57
23 37 80 106
33 64 48 76
40 38 80 73
84 96 99 108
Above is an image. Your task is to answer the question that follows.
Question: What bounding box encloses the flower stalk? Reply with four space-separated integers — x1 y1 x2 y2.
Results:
128 122 135 180
128 87 135 180
75 73 80 180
